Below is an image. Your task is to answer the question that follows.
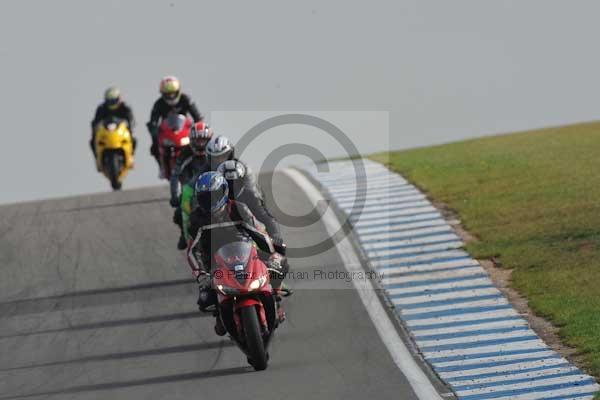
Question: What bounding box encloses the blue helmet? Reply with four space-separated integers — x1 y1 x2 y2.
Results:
194 171 229 213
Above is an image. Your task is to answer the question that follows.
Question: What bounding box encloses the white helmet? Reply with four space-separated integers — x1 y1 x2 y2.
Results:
206 136 234 168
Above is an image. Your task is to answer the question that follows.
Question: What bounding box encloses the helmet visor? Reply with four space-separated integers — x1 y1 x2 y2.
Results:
163 93 180 106
163 91 179 100
191 138 210 154
106 98 120 109
197 187 227 213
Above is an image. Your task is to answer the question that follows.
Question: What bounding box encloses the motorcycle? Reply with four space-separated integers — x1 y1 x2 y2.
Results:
94 117 134 190
158 113 192 180
210 238 285 371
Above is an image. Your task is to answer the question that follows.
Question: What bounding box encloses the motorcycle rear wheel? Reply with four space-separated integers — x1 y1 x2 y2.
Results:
241 306 268 371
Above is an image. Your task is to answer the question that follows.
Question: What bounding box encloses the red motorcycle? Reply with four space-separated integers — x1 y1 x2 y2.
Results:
158 113 193 180
211 239 283 370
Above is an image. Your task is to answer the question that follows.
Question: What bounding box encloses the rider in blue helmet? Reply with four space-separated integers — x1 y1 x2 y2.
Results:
195 171 229 214
185 171 287 334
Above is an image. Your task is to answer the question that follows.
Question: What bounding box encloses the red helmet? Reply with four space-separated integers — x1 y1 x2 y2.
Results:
189 122 214 156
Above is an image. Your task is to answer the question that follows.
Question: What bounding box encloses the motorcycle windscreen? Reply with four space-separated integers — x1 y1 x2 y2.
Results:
103 116 126 131
214 241 253 270
166 114 187 131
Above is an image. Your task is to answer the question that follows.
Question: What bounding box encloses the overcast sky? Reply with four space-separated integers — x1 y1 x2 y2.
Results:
1 0 599 204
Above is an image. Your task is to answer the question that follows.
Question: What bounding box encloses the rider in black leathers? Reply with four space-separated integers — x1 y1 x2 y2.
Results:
146 76 203 171
170 122 213 249
186 172 287 335
217 159 283 244
176 135 283 249
90 87 137 160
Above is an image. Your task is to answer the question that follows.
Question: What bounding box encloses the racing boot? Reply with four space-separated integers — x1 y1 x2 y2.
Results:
277 282 293 298
276 296 286 324
177 233 187 250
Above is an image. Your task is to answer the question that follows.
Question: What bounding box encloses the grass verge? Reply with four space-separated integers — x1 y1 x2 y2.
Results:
371 122 600 385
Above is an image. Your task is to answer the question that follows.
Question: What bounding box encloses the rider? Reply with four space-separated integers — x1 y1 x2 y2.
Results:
179 134 236 248
170 122 213 250
146 76 203 176
217 159 291 294
205 136 263 203
186 172 286 334
90 87 137 163
217 159 283 244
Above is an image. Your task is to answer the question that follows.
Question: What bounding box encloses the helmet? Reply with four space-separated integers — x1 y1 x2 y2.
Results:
104 86 122 110
159 76 181 106
217 160 246 198
206 136 234 169
194 171 229 213
189 122 214 156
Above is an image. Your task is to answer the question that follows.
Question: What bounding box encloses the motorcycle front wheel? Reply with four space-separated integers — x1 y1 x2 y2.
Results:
105 151 123 191
241 306 268 371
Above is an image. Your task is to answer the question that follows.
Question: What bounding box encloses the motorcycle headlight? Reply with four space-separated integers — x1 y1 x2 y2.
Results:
249 275 267 291
217 284 240 296
180 137 190 145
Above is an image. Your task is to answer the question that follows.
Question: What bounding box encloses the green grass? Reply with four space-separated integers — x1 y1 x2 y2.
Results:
371 122 600 383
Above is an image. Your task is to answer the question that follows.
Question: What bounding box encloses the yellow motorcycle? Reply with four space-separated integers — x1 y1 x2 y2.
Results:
94 117 134 190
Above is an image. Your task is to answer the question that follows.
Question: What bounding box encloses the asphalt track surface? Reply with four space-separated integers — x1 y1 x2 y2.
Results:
0 172 420 400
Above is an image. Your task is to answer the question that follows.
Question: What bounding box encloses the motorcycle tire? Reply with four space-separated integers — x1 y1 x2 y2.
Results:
106 151 122 191
241 306 268 371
